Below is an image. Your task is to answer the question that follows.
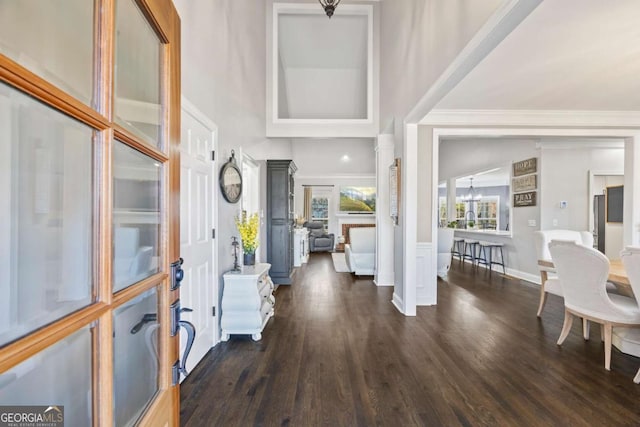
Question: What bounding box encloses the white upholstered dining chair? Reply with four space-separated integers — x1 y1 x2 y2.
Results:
549 240 640 371
620 246 640 383
533 230 619 317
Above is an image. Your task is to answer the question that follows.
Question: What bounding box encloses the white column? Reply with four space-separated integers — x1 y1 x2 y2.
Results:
402 124 418 316
375 135 394 287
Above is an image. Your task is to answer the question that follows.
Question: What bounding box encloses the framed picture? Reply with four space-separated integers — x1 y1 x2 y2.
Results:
389 158 401 225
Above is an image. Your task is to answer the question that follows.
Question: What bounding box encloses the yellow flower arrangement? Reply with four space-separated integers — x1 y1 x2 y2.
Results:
235 212 260 254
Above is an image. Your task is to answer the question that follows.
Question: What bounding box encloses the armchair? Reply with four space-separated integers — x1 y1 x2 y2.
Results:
304 222 335 252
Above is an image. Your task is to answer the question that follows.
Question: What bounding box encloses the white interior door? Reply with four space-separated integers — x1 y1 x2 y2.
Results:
179 100 218 378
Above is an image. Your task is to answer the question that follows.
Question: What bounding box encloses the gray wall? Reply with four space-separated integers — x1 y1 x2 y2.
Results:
437 137 627 280
439 137 541 278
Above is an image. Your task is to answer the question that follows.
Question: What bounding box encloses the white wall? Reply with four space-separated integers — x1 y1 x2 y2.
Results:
292 138 375 176
294 176 376 239
174 0 293 281
540 143 625 259
539 144 624 231
379 0 503 131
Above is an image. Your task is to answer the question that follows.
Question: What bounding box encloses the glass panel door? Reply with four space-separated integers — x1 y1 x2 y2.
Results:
0 0 180 425
0 82 94 347
113 141 161 292
0 0 95 105
114 0 163 147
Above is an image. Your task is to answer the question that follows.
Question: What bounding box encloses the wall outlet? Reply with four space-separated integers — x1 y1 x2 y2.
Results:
528 219 536 227
552 219 558 226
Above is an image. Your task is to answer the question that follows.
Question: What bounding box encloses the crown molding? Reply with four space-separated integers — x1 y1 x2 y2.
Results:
296 173 375 180
420 109 640 128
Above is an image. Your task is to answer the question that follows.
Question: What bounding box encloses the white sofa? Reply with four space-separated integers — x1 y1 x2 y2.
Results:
437 228 455 277
345 227 376 276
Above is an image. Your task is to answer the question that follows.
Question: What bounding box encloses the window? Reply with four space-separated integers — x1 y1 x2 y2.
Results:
456 198 499 229
311 196 329 229
455 200 466 223
477 197 499 230
439 197 447 227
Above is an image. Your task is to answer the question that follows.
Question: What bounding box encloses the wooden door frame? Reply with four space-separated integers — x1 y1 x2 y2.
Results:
0 0 181 425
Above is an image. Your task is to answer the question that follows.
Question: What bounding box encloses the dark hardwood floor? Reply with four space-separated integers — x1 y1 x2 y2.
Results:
180 253 640 426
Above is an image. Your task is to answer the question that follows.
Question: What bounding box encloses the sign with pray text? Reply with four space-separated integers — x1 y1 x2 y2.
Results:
514 191 537 207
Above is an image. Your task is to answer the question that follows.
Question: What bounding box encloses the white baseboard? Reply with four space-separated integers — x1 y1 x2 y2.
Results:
391 292 404 313
466 260 541 285
374 279 394 287
416 243 436 306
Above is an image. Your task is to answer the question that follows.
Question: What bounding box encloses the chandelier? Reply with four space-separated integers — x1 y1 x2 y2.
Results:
318 0 341 18
462 177 482 202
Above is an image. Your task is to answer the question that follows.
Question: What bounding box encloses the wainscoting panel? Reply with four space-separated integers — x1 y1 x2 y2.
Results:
416 242 436 306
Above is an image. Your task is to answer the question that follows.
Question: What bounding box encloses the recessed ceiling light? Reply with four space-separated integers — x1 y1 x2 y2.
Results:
341 154 350 162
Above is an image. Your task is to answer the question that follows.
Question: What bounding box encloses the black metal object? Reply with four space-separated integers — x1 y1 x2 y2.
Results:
170 258 184 291
179 307 196 378
318 0 341 18
231 237 241 272
172 360 180 386
130 313 157 334
170 300 180 337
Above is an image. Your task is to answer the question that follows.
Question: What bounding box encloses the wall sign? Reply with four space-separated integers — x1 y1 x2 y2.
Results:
512 174 537 192
512 157 537 177
514 191 537 207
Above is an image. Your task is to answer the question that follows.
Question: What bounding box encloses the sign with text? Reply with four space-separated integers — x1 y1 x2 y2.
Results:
514 191 537 207
512 174 537 192
512 157 537 176
0 406 64 427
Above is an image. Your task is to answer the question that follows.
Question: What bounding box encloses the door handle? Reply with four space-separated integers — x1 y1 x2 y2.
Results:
171 258 184 291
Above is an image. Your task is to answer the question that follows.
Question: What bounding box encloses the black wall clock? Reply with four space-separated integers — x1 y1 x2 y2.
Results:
219 150 242 203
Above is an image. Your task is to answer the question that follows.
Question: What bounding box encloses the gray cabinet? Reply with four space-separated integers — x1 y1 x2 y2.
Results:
267 160 297 284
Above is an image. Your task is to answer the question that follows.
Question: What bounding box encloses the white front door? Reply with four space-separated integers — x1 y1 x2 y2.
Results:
179 100 218 378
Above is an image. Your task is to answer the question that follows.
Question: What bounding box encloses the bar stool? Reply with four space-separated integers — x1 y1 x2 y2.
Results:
477 241 506 275
452 237 465 262
462 239 479 268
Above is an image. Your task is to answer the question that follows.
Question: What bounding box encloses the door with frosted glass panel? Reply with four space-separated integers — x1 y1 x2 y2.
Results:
0 0 181 425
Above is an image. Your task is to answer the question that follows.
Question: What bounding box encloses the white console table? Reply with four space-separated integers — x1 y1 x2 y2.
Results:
293 227 309 267
221 263 275 341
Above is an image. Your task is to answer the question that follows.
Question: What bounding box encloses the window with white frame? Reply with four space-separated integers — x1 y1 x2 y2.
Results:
439 197 447 227
311 196 329 229
455 197 499 230
476 196 499 230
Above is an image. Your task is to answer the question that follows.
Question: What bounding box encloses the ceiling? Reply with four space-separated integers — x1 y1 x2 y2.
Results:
277 13 368 119
436 0 640 111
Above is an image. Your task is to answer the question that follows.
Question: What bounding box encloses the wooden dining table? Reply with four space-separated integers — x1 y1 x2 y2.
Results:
538 259 634 298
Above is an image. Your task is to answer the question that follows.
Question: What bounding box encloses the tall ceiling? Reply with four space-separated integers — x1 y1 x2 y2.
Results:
277 13 368 119
436 0 640 111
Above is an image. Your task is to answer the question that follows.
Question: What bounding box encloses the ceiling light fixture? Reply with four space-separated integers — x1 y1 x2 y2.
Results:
463 177 482 202
318 0 341 18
